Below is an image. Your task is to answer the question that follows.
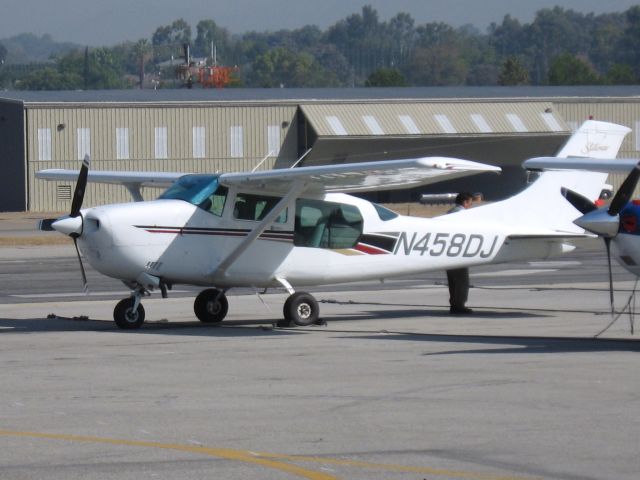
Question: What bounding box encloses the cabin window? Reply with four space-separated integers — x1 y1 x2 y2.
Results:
294 199 363 248
372 203 398 221
233 193 287 223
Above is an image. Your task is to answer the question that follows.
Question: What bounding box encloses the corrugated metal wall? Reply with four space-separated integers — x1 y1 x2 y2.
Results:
20 97 640 212
26 104 298 211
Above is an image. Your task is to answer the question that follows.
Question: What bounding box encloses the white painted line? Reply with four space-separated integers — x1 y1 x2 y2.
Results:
528 261 581 267
472 269 556 277
11 290 191 299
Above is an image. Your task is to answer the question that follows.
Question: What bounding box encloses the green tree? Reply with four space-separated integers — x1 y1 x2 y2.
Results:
16 67 82 90
407 45 467 86
622 6 640 75
605 63 637 84
526 8 595 84
248 47 335 87
548 53 601 85
132 39 152 88
365 67 406 86
194 20 231 61
489 15 526 58
386 12 415 67
498 57 529 85
152 18 192 63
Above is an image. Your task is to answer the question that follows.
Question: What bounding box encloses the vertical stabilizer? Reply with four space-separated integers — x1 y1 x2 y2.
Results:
556 120 631 159
440 121 630 235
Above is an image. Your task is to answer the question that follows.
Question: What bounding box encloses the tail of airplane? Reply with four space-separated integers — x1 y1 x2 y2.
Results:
555 120 630 159
442 120 630 236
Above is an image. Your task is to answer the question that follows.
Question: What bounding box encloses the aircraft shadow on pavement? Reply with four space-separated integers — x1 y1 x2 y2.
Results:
322 307 546 322
347 332 640 354
0 316 306 337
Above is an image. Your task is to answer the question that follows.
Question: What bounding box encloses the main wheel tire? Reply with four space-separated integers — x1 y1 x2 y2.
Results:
113 298 146 329
194 288 229 323
283 292 319 326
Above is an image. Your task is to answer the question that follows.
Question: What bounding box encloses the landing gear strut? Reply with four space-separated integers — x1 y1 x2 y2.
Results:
194 288 229 323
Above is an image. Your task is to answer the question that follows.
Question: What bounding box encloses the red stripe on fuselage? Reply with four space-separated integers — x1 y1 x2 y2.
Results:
354 243 389 255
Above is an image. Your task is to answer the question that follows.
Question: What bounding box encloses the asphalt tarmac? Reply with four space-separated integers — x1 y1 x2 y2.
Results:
1 217 639 480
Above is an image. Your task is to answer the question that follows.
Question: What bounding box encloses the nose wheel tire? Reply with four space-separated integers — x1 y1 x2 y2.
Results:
283 292 319 326
114 298 146 329
194 288 229 323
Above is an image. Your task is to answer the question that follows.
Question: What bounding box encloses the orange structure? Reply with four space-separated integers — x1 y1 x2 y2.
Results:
197 65 239 88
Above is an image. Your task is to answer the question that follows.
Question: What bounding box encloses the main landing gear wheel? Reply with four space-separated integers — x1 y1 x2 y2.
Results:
194 288 229 323
283 292 319 326
113 298 146 329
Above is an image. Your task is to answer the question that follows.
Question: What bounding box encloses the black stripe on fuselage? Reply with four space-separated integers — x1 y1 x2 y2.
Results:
134 225 294 242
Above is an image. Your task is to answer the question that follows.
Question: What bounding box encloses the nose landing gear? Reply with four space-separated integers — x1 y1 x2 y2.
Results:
113 295 146 329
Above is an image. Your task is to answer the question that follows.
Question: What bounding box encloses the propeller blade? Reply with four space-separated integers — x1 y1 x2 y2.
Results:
73 237 88 292
561 187 597 214
608 161 640 216
604 238 614 314
38 218 58 231
70 155 90 218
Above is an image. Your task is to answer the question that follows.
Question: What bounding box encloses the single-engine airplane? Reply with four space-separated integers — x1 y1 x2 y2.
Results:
37 120 628 329
524 146 640 311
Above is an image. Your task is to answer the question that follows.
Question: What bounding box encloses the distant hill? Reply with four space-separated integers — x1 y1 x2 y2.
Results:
0 33 81 63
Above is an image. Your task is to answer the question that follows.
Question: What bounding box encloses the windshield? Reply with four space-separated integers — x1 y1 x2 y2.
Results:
158 174 221 206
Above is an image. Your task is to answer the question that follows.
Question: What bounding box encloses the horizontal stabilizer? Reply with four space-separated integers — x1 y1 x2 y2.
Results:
524 157 639 173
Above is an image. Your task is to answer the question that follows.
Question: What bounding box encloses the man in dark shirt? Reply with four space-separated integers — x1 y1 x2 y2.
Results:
446 192 473 314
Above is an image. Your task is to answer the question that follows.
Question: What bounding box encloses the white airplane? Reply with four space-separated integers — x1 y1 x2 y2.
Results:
525 146 640 311
36 120 628 329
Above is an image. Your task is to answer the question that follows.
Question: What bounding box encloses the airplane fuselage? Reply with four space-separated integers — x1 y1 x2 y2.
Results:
77 191 572 290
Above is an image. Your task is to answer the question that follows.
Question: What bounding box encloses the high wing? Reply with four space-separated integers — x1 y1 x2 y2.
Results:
36 170 187 201
37 157 501 200
36 169 185 186
220 157 500 195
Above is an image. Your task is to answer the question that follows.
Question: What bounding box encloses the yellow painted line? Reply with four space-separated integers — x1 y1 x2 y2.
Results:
0 429 337 480
254 452 539 480
0 429 539 480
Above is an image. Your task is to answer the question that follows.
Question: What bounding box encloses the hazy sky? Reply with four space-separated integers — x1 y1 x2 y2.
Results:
3 0 639 46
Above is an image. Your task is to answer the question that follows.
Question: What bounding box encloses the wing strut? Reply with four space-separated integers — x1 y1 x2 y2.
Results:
124 183 144 202
212 180 306 278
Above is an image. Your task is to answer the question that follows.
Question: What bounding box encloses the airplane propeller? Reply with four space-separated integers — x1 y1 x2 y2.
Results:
562 161 640 313
39 155 90 291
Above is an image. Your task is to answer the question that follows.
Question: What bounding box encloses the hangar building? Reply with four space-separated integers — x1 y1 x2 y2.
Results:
0 86 639 212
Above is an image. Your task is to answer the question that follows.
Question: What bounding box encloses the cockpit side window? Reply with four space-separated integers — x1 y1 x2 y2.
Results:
233 193 287 223
294 199 363 248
